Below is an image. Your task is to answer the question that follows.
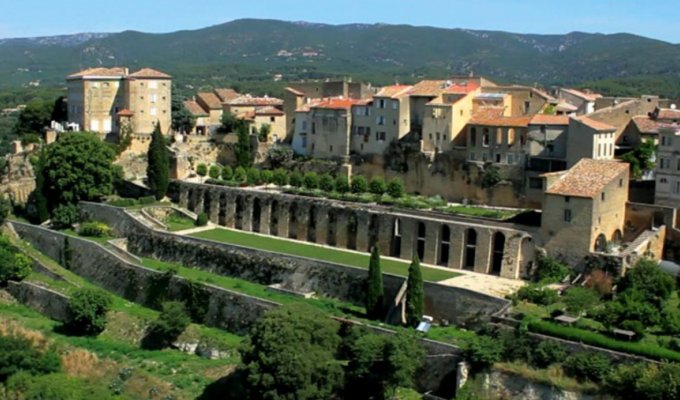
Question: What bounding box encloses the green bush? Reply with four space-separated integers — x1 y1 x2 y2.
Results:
107 198 137 207
233 166 246 183
335 175 350 193
604 362 680 400
272 168 289 186
464 335 504 372
221 166 233 181
563 352 612 383
351 175 368 194
386 178 405 198
261 170 274 184
138 196 156 205
208 165 221 180
481 165 502 188
368 177 387 195
319 173 335 192
302 172 319 189
77 221 112 238
65 288 113 336
534 256 569 283
246 168 261 186
0 238 32 285
195 213 208 227
289 171 303 187
661 307 680 334
51 204 79 229
0 336 61 382
528 320 680 362
516 284 559 306
563 287 600 316
531 341 567 368
143 301 191 349
196 163 207 177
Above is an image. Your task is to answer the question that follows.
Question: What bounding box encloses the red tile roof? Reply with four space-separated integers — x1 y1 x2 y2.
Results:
128 68 171 79
530 114 570 126
573 116 616 132
545 159 629 198
470 110 532 127
229 95 283 107
196 92 222 110
408 80 449 96
311 98 364 111
556 101 578 112
656 108 680 120
376 85 412 98
561 88 602 102
116 109 134 117
445 81 480 94
184 100 208 116
214 88 240 103
255 106 284 116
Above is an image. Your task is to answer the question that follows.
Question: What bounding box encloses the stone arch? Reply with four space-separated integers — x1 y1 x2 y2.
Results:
611 229 623 244
187 188 196 211
235 196 245 230
368 214 379 252
307 204 317 243
519 236 535 279
218 193 228 226
463 228 477 270
288 202 298 239
390 218 402 257
594 233 607 252
416 222 426 261
438 225 451 266
491 232 505 276
327 210 337 246
252 197 262 233
347 212 358 250
203 190 212 216
270 199 279 236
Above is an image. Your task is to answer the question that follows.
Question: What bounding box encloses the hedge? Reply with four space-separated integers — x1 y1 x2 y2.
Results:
528 320 680 362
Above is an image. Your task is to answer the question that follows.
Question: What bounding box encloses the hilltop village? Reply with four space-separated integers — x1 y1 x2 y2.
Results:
1 66 680 399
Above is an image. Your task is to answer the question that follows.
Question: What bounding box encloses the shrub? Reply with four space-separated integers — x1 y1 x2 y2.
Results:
464 335 504 372
619 320 645 338
267 146 293 168
260 170 274 184
386 178 404 198
246 168 261 186
51 204 79 229
319 173 335 192
481 165 502 188
618 258 675 308
233 166 246 183
77 221 112 238
563 287 599 316
516 284 559 306
195 213 208 227
335 175 350 193
351 175 368 193
143 301 191 349
221 165 233 181
585 269 613 298
0 239 32 285
605 362 680 400
65 288 113 336
138 196 156 205
563 352 612 383
534 255 569 283
272 168 289 186
289 171 303 187
531 341 567 368
598 288 661 328
368 177 387 195
303 172 319 189
196 163 207 177
661 307 680 334
208 165 221 180
0 336 61 382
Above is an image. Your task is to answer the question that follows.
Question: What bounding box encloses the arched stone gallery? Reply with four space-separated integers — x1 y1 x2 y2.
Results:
178 182 534 279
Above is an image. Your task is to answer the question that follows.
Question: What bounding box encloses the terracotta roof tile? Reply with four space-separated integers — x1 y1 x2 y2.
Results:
116 109 134 117
530 114 570 126
656 108 680 120
311 98 365 111
556 101 578 112
229 95 283 107
376 85 412 98
445 81 480 94
184 100 208 116
561 88 602 102
214 88 240 102
255 106 284 116
408 80 449 96
573 116 616 132
545 159 629 198
128 68 171 79
285 87 306 96
470 108 531 127
631 116 665 134
196 92 222 110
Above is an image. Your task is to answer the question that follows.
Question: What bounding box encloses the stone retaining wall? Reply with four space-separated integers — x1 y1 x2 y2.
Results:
6 281 71 322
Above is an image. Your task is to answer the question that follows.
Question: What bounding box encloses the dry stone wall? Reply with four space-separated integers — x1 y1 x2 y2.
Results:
6 281 70 322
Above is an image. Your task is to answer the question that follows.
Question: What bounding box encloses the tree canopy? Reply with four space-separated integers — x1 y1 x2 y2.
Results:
365 246 384 319
171 97 196 134
146 123 170 200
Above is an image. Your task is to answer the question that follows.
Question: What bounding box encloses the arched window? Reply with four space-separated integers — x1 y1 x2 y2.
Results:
463 229 477 270
491 232 505 275
270 200 279 236
252 198 262 233
391 218 402 257
416 222 426 261
438 225 451 266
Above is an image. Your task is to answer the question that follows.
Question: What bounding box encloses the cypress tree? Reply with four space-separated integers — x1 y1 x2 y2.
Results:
147 122 170 200
365 245 384 319
405 255 424 327
235 123 253 168
34 146 49 222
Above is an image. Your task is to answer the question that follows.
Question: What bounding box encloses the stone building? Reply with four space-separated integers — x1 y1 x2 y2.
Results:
481 86 554 117
422 82 480 153
67 67 172 136
565 116 616 167
540 159 629 264
655 125 680 207
619 107 680 152
555 88 602 115
356 85 412 155
466 112 531 166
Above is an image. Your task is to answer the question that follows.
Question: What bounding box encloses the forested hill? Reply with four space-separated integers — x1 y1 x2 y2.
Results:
2 18 680 98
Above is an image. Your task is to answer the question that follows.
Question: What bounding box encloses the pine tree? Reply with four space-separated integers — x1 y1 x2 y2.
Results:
146 122 170 200
34 146 49 222
405 255 424 327
365 245 384 319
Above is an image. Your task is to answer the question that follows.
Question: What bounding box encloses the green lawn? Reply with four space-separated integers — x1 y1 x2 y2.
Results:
164 213 196 232
441 205 521 220
189 228 459 282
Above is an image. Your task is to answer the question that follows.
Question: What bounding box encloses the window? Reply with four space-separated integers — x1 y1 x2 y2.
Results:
329 145 333 152
564 209 572 223
482 152 488 162
675 182 680 194
470 127 477 146
311 143 315 151
482 129 490 147
91 82 100 88
378 132 386 141
149 81 158 89
495 153 501 163
91 119 99 132
565 196 570 203
540 125 546 134
601 192 605 201
377 116 385 126
507 154 515 164
378 99 386 109
302 120 307 131
661 158 671 169
469 152 476 161
302 137 307 148
524 101 531 114
150 107 157 116
150 94 158 103
357 126 365 135
436 132 441 141
529 177 542 189
392 100 398 110
312 122 316 134
270 117 275 122
677 160 680 171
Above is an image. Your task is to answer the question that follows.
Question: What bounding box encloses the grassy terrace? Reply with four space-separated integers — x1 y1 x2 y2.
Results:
190 228 459 282
163 213 196 232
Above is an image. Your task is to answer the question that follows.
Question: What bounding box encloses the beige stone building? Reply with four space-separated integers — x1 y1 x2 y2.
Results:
655 124 680 207
67 67 171 136
565 116 617 167
466 111 531 165
556 88 602 115
480 86 554 117
302 98 369 160
357 85 412 155
422 82 480 153
540 159 629 264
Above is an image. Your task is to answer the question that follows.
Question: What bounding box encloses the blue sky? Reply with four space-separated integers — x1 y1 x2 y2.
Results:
1 0 677 43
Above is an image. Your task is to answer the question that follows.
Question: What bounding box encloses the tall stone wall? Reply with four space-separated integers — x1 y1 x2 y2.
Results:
6 281 71 322
10 222 277 335
78 202 511 324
